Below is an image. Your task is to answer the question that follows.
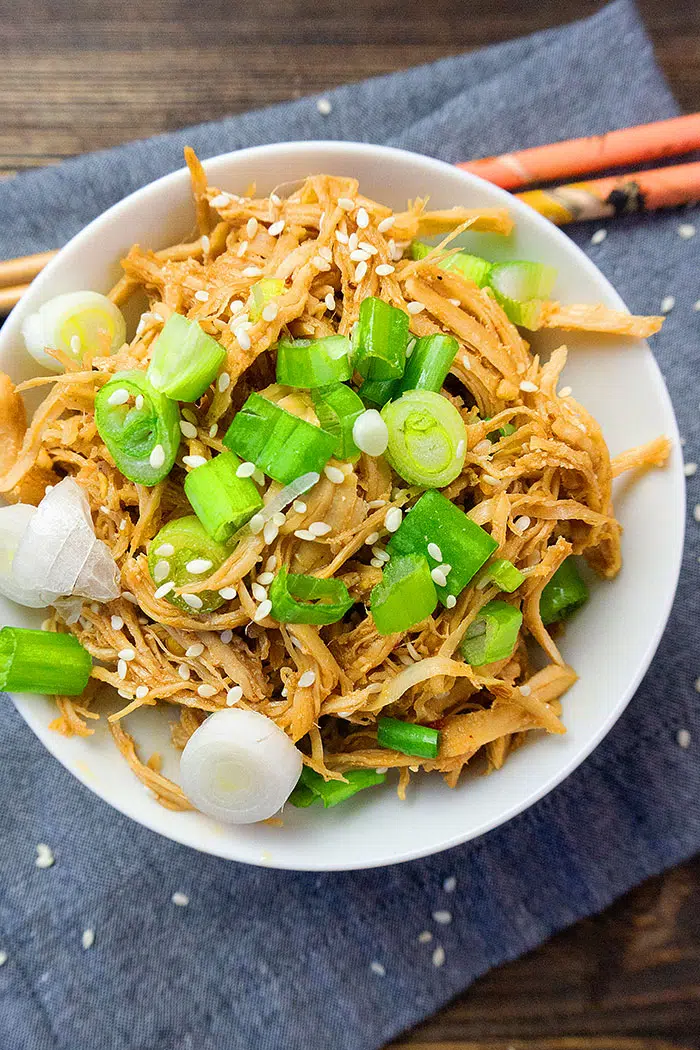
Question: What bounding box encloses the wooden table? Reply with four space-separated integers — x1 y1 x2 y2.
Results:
2 1 698 1046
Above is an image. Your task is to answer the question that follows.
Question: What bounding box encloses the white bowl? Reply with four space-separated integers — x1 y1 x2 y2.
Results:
0 142 684 871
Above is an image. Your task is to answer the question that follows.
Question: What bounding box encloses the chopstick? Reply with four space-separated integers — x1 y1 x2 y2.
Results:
458 113 700 190
1 114 699 318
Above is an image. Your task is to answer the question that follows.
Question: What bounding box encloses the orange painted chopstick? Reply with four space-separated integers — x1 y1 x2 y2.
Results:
514 160 700 225
458 114 700 190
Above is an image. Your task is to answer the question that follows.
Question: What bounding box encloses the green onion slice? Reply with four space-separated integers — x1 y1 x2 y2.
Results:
146 313 226 403
311 383 364 460
148 516 233 613
395 334 458 396
381 390 466 488
184 451 263 543
250 278 286 322
357 377 399 408
289 766 386 808
387 491 498 604
353 297 409 381
223 392 336 484
487 558 525 593
276 335 352 389
370 553 437 635
489 261 557 302
460 600 522 666
0 626 92 695
269 567 353 625
377 716 439 759
540 557 589 626
95 370 181 486
410 241 492 286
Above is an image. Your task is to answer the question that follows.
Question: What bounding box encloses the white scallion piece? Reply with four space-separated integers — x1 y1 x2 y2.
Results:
180 709 303 824
21 291 126 373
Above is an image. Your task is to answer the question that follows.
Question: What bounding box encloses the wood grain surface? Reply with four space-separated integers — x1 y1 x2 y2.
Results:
1 0 698 1046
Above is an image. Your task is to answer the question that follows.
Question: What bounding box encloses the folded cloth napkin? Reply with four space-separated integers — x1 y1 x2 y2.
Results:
1 2 699 1048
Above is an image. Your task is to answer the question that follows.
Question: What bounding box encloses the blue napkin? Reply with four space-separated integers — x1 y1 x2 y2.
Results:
1 3 698 1048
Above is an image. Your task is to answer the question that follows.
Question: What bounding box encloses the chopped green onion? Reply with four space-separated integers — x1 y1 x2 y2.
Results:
489 261 557 302
381 390 466 488
387 491 498 604
276 335 352 389
460 600 522 665
487 558 525 593
184 451 263 543
146 313 226 403
370 553 437 635
377 716 439 759
223 392 336 484
289 766 386 808
311 383 364 460
488 421 517 442
353 297 409 381
0 626 92 695
249 278 285 322
395 334 458 396
540 557 589 626
95 370 180 486
269 567 353 625
410 241 431 260
491 295 544 330
148 516 232 613
410 242 492 286
357 377 399 408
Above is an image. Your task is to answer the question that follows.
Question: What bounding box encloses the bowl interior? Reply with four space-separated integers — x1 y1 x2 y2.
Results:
0 142 683 870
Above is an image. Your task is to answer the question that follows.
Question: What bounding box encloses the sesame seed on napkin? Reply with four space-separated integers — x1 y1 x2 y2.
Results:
1 3 698 1048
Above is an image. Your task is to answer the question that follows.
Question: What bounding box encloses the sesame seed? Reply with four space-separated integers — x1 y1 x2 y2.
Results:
185 643 205 658
117 659 128 680
694 505 700 523
390 240 404 262
218 372 231 393
432 945 445 968
197 684 217 698
433 910 452 925
519 684 532 696
316 97 332 115
367 499 387 509
299 670 316 688
519 380 538 393
178 664 191 680
229 300 246 317
209 424 218 438
375 263 395 276
678 223 696 239
384 507 402 533
431 567 448 587
482 475 500 486
210 193 232 208
201 235 210 255
372 547 390 564
35 843 54 869
443 875 457 892
183 594 203 611
293 500 307 513
232 461 255 480
264 555 277 572
257 572 275 586
194 289 210 304
118 647 136 661
356 207 370 229
370 558 383 568
182 408 197 423
110 615 124 631
107 388 129 406
685 462 697 476
337 197 355 211
180 420 198 439
559 386 573 398
263 521 279 545
437 563 451 576
227 686 243 706
252 582 268 602
370 961 386 977
449 298 461 307
661 295 675 314
237 326 253 350
183 455 207 468
249 513 265 534
321 292 336 312
186 559 213 575
268 219 285 236
270 192 281 205
219 589 237 602
149 444 165 469
677 728 692 749
354 260 368 282
365 531 380 545
348 232 359 251
172 891 189 906
262 303 279 322
154 581 175 600
81 929 95 951
359 241 378 256
418 931 433 944
353 409 389 457
350 248 371 263
406 301 425 315
242 267 263 278
513 515 531 534
246 217 258 239
271 511 286 527
153 560 170 583
135 686 149 699
590 228 607 245
428 542 443 562
377 216 395 233
236 241 249 258
324 465 345 484
445 595 457 609
122 591 139 605
253 599 272 622
309 521 332 536
294 529 316 541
